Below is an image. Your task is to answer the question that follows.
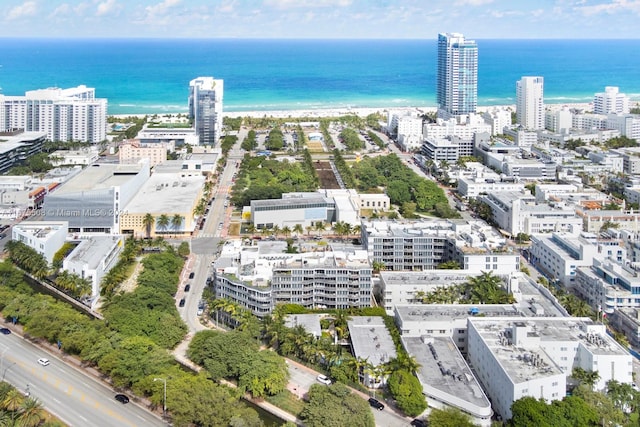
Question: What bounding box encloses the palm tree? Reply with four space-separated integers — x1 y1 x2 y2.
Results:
2 389 24 421
389 353 421 374
272 225 281 239
372 261 385 274
157 214 170 235
142 213 155 239
171 214 183 237
246 223 257 237
293 224 304 237
314 221 326 235
281 225 291 238
18 397 44 427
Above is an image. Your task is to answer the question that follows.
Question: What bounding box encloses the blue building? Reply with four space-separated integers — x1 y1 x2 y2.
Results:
437 33 478 119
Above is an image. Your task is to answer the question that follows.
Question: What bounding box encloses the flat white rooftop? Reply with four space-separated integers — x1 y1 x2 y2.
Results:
53 163 145 194
124 173 204 214
347 316 396 366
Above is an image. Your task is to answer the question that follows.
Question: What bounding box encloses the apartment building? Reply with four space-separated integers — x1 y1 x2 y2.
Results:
0 85 107 143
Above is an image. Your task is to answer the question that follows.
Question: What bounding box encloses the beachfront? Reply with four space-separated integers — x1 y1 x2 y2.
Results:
113 102 596 121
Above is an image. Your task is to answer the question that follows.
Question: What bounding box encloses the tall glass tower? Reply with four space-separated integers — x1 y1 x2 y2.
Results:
437 33 478 119
189 77 224 145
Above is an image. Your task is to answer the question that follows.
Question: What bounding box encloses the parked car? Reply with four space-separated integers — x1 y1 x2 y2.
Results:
184 284 191 292
37 358 50 366
368 398 384 410
0 328 11 335
114 394 130 404
189 272 195 279
411 419 427 427
316 374 332 385
179 298 186 307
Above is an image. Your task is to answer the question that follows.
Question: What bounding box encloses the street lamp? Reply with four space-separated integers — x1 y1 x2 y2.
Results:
153 377 167 418
0 348 7 376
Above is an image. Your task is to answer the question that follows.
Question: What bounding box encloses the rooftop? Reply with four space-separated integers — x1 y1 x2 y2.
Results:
66 236 122 269
347 316 397 366
469 317 629 382
12 221 67 239
403 335 491 417
52 162 147 194
123 172 204 214
284 314 323 338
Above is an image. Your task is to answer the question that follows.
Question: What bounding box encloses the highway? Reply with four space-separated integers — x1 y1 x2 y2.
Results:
0 333 165 427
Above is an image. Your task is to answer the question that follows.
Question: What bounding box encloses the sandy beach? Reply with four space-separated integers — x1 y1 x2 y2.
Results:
110 102 595 121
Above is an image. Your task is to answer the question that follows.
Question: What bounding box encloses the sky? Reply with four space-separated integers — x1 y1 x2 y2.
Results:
0 0 639 39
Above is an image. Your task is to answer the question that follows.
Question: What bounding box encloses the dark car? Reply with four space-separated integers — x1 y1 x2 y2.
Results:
179 298 186 307
0 328 11 335
411 419 427 427
189 272 195 279
368 398 384 410
184 284 191 292
114 394 129 404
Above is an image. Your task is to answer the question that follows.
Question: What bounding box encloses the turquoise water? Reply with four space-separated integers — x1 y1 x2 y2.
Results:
0 38 638 114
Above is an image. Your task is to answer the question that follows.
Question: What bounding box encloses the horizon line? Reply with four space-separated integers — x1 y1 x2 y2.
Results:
0 36 639 41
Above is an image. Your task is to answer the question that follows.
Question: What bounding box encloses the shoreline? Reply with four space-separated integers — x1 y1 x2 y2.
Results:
110 101 600 120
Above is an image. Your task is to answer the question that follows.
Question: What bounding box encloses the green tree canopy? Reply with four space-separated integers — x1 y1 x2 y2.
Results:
300 383 375 427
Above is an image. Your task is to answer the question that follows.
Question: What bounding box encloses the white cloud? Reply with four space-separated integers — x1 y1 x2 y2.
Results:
264 0 353 9
574 0 640 16
454 0 495 5
7 1 37 20
49 3 71 18
145 0 182 17
96 0 121 16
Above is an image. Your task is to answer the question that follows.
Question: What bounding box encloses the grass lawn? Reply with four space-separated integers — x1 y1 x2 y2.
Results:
265 390 306 417
228 222 241 236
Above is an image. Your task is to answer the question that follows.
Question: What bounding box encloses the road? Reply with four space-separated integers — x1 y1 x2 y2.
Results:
0 333 165 427
285 359 414 427
179 129 248 333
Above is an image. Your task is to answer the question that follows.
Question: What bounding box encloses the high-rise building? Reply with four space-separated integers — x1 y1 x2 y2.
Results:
188 77 223 145
594 86 630 115
0 85 107 143
437 32 478 119
516 76 544 130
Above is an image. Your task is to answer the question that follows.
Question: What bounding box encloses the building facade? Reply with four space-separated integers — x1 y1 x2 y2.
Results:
516 76 544 130
594 86 630 115
0 85 107 143
437 33 478 119
188 77 224 145
11 221 68 263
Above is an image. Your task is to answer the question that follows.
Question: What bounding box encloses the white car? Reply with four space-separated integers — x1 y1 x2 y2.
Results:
316 374 332 385
37 358 50 366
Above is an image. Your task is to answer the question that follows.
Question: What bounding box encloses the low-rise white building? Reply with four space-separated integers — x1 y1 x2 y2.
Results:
530 231 625 289
347 316 397 388
50 148 100 167
575 258 640 314
11 221 68 263
468 317 633 420
63 235 123 304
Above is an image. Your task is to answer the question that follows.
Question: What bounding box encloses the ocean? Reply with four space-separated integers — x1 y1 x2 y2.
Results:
0 38 638 115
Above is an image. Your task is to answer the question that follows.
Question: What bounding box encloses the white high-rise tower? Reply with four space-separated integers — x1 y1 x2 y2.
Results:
516 76 544 130
188 77 224 146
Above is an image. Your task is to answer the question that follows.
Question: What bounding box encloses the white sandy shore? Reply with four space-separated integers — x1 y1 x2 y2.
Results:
110 102 595 120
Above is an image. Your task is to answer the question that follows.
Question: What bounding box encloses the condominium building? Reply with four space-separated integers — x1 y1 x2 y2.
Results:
0 131 46 174
479 191 582 236
188 77 223 145
347 317 397 389
421 136 474 163
529 232 625 289
468 317 632 420
0 85 107 143
594 86 630 115
212 242 372 316
607 113 640 141
516 76 544 130
361 219 519 273
575 258 640 314
437 33 478 119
